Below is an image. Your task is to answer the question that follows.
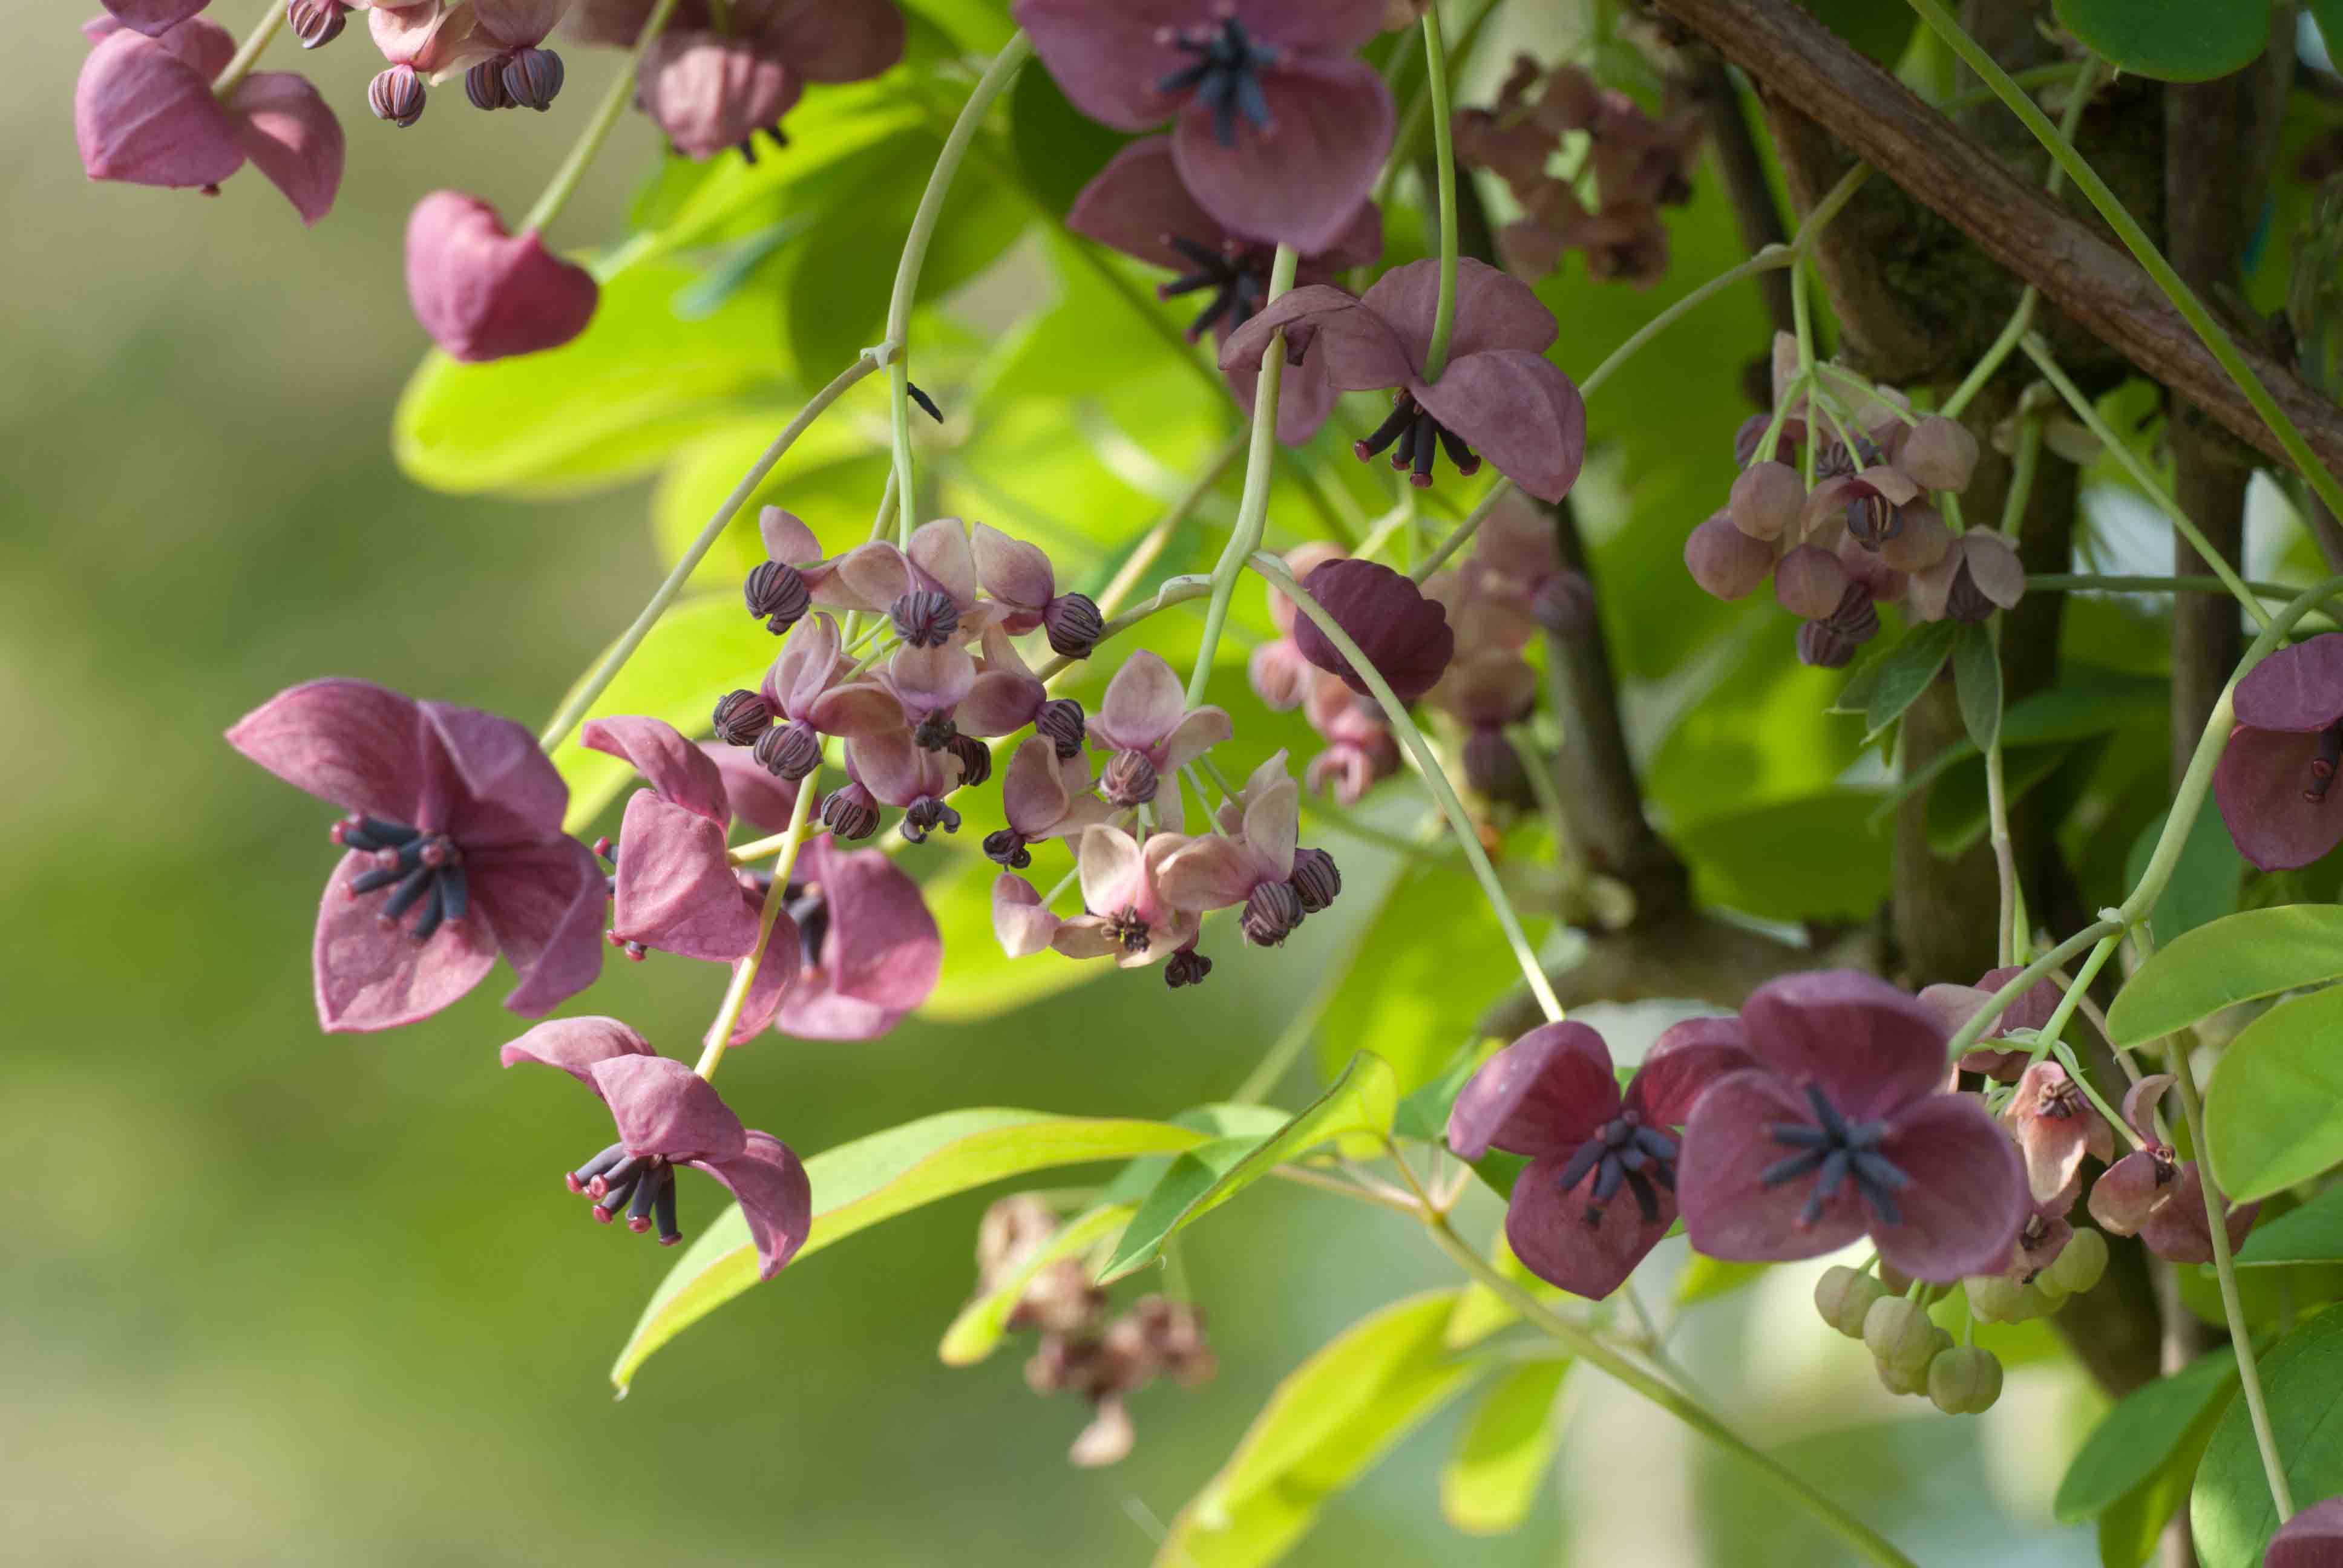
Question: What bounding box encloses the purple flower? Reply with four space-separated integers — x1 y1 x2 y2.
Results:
1065 136 1380 443
1014 0 1395 253
1916 964 2061 1082
767 837 942 1038
500 1017 811 1277
404 191 597 362
1289 557 1454 702
2263 1497 2343 1567
1219 258 1587 501
1904 531 2022 625
1677 971 2030 1282
987 736 1110 869
1300 665 1397 803
962 624 1051 737
2001 1061 2114 1205
100 0 211 37
971 523 1106 659
756 611 906 771
76 17 344 224
583 716 765 964
1088 651 1234 780
365 1 479 124
2215 634 2343 870
1050 824 1198 967
1448 1018 1754 1298
637 31 799 159
226 678 606 1031
1457 493 1591 644
1156 750 1312 944
577 0 904 85
844 725 966 843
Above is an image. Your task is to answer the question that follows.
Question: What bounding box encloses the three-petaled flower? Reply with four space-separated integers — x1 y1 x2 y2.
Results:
2214 633 2343 869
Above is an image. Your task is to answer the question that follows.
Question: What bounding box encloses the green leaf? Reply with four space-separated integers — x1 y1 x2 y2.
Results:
1010 63 1133 215
1864 665 2166 823
1440 1359 1570 1536
1097 1052 1400 1282
899 0 1016 51
610 1110 1207 1391
2099 1431 2218 1568
2106 905 2343 1047
936 1201 1134 1367
1952 622 2003 753
1674 789 1893 922
1677 1255 1772 1306
1155 1291 1484 1568
2125 798 2248 946
1443 1230 1560 1349
1924 739 2087 858
2054 0 2273 83
1864 619 1962 737
2193 1305 2343 1566
2236 1180 2343 1265
2056 1347 2239 1523
2205 982 2343 1200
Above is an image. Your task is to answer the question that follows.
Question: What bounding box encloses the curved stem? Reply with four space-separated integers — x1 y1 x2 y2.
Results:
521 0 682 235
1580 249 1796 401
537 354 879 751
211 0 285 99
693 775 818 1080
1418 7 1461 384
1253 552 1565 1022
1944 919 2125 1064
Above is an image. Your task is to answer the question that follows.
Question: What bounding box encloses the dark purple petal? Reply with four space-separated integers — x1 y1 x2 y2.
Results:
583 716 732 825
313 851 497 1031
727 897 802 1043
1409 347 1586 503
498 1015 657 1089
609 792 762 962
1245 0 1393 52
774 839 942 1039
1220 283 1417 393
1013 0 1196 131
1739 970 1949 1122
1679 1070 1871 1262
2215 724 2343 871
2263 1496 2343 1568
1358 256 1558 368
1505 1146 1674 1299
592 1053 750 1163
2088 1149 2170 1236
1065 134 1227 270
1871 1094 2028 1282
419 699 570 846
2139 1163 2258 1264
696 1131 813 1279
228 678 427 825
1170 55 1392 255
1626 1015 1755 1125
1446 1022 1618 1160
2232 634 2343 732
1291 558 1454 702
760 0 905 82
701 742 801 835
471 837 609 1017
1225 331 1340 445
226 72 343 226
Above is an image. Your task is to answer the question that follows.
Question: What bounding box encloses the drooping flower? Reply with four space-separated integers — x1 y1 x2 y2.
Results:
1247 543 1347 708
2137 1161 2259 1264
976 1194 1107 1336
1677 971 2030 1282
2001 1061 2115 1204
500 1016 811 1276
959 623 1052 739
1916 964 2062 1082
582 716 764 964
1301 667 1398 803
1157 750 1308 944
2001 1194 2074 1284
1051 823 1198 967
1065 136 1380 443
1458 492 1592 643
404 190 597 361
986 736 1109 870
101 0 212 37
2262 1496 2343 1567
1220 258 1587 501
1905 531 2023 625
2081 1071 2257 1266
2215 634 2343 869
453 0 569 111
1289 557 1454 702
751 612 904 780
226 678 605 1031
1089 651 1234 781
1447 1017 1754 1298
576 0 904 86
1435 651 1538 805
76 17 345 224
1014 0 1395 253
844 725 966 843
365 1 477 124
636 31 798 158
970 523 1106 658
992 872 1063 957
765 836 942 1038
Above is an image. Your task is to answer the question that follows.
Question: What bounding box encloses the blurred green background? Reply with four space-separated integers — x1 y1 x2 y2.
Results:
4 8 2106 1564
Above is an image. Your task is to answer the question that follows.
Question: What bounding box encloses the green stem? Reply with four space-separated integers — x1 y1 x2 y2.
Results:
1418 7 1461 384
1943 920 2123 1064
1998 410 2042 538
520 0 683 234
2027 932 2117 1068
537 354 880 751
2027 573 2343 613
1579 249 1796 401
880 31 1035 538
693 776 818 1080
1253 553 1565 1022
211 0 285 99
1906 0 2343 521
1186 246 1300 707
1423 1214 1915 1567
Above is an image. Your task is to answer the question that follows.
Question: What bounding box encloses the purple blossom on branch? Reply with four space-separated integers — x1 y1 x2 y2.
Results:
2214 633 2343 870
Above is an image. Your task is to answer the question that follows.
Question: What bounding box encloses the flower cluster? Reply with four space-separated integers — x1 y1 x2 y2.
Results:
1684 335 2013 668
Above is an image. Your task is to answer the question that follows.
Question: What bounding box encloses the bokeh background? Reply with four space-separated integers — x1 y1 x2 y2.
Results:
3 7 2111 1564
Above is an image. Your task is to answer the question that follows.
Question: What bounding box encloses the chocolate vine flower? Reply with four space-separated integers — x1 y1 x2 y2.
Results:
404 191 597 361
366 1 477 125
1219 258 1587 501
637 31 798 159
1289 557 1453 702
2001 1194 2075 1284
500 1017 811 1276
844 725 966 843
1435 651 1538 804
970 523 1105 659
582 716 765 963
1051 823 1198 967
1447 1018 1754 1299
2214 634 2343 869
767 837 942 1039
1916 964 2061 1082
1301 667 1398 803
226 678 605 1031
2001 1061 2114 1204
960 624 1051 738
1158 750 1306 943
986 736 1109 869
76 17 344 224
992 872 1062 957
1014 0 1395 253
577 0 905 87
2087 1073 2180 1235
451 0 569 111
1677 971 2030 1282
102 0 211 36
754 612 904 779
1459 493 1592 644
1905 531 2023 626
1089 652 1234 779
1247 543 1346 708
1065 136 1380 443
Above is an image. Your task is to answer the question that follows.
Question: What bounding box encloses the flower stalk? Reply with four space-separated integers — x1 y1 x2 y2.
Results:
694 774 819 1082
1418 7 1460 384
211 0 286 99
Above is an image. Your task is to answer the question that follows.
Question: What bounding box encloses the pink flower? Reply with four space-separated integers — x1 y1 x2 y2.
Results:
1156 750 1312 944
1051 824 1198 967
404 191 598 362
2214 634 2343 869
1089 651 1234 773
2001 1061 2115 1204
986 736 1109 870
969 523 1104 658
583 716 767 965
101 0 212 38
637 31 799 158
768 837 942 1039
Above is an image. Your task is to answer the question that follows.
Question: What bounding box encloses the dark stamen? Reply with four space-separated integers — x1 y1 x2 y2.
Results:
1155 15 1280 148
1157 234 1270 341
337 818 468 944
1353 391 1478 490
906 382 944 423
1763 1085 1911 1229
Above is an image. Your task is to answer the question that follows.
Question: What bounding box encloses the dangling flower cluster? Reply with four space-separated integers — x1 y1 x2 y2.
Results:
1247 546 1421 805
1453 56 1706 288
974 1196 1217 1467
1685 335 2012 668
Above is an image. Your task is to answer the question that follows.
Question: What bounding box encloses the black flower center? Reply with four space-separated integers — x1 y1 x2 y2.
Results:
1105 906 1152 955
784 880 830 974
983 828 1032 871
1159 235 1270 341
901 797 962 844
1156 15 1280 148
1762 1083 1913 1227
333 815 468 942
567 1143 682 1246
1843 480 1902 548
1550 1109 1677 1227
2307 723 2343 804
1355 391 1483 490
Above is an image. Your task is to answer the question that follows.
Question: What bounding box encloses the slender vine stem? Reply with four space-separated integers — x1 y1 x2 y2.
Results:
693 775 818 1080
211 0 285 99
1418 6 1461 384
520 0 682 235
1579 249 1796 401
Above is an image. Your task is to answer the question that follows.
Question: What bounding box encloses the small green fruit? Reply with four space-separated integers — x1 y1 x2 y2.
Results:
2043 1229 2108 1297
1964 1273 2033 1323
1815 1266 1887 1338
1927 1345 2004 1415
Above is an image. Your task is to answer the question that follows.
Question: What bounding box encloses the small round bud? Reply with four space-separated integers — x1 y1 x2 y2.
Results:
1730 462 1804 540
369 65 427 128
752 719 822 780
1926 1345 2004 1415
891 589 960 648
1165 945 1213 988
913 711 958 751
1240 881 1304 947
1962 1273 2034 1324
1685 513 1774 601
1814 1265 1887 1339
1946 561 1997 624
1774 545 1849 621
1841 481 1898 550
287 0 349 50
502 47 565 113
465 59 512 111
945 733 992 789
1248 639 1312 710
1863 1297 1942 1377
820 784 880 841
1035 698 1086 760
1463 726 1535 806
710 688 773 746
1899 416 1979 492
1041 592 1104 659
1531 570 1595 640
2042 1227 2108 1297
1101 748 1159 809
744 560 810 632
901 797 961 843
1288 846 1342 914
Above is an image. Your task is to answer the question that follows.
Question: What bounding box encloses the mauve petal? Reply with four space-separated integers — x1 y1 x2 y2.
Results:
2088 1149 2171 1236
1447 1022 1618 1160
583 716 731 824
1626 1016 1755 1125
759 506 823 566
1679 1070 1872 1261
906 518 981 607
1739 970 1948 1122
2234 633 2343 732
638 31 801 160
1871 1094 2029 1282
1361 256 1558 367
2215 725 2343 871
497 1015 655 1088
886 643 975 714
1014 0 1195 131
1240 759 1298 876
992 874 1063 957
804 681 904 739
1155 835 1260 912
421 699 570 846
227 678 427 823
2123 1074 2174 1143
611 792 762 961
224 72 342 226
1220 284 1416 394
828 540 911 612
2140 1163 2258 1264
1075 823 1145 912
1156 705 1235 773
76 27 246 191
698 743 798 834
2264 1497 2343 1568
1050 915 1121 962
1093 652 1188 751
1002 737 1073 835
844 725 929 806
2004 1063 2097 1204
727 901 801 1042
405 191 597 364
313 851 497 1031
592 1053 750 1163
970 523 1058 611
101 0 212 36
370 0 475 70
962 671 1046 738
756 0 902 81
1226 330 1341 445
470 0 567 48
778 840 941 1040
1171 56 1391 254
1311 197 1384 274
1506 1148 1675 1299
1066 136 1225 270
1411 348 1586 504
698 1132 813 1279
471 837 608 1016
764 612 844 714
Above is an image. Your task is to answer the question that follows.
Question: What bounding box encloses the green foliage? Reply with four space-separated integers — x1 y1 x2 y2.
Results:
1674 789 1893 921
2237 1181 2343 1266
1011 65 1132 215
2124 800 2247 946
1676 1255 1772 1306
1864 620 1962 738
1440 1358 1571 1536
2106 905 2343 1048
2054 0 2274 83
2205 982 2343 1201
1795 0 1918 65
2055 1347 2238 1526
1951 622 2002 753
2194 1305 2343 1567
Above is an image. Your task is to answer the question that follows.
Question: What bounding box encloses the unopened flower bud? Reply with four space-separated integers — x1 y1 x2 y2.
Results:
465 59 511 111
1963 1273 2038 1324
1531 570 1594 639
1035 698 1086 760
710 688 773 746
1899 416 1979 491
1101 748 1158 809
1774 545 1849 621
1248 639 1312 710
1042 593 1104 659
1463 726 1534 806
1165 944 1213 988
1288 846 1341 913
1241 881 1303 947
892 589 959 648
946 733 992 789
1798 584 1880 669
1813 1265 1887 1339
744 560 810 632
983 828 1031 870
404 191 598 362
287 0 349 48
1927 1345 2003 1415
2042 1227 2108 1296
752 719 821 780
1730 462 1803 540
821 783 880 840
369 64 427 127
502 46 564 112
1685 513 1774 601
1863 1297 1941 1377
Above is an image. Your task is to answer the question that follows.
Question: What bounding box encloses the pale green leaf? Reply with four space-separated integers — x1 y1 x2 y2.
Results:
1674 789 1892 922
1319 861 1528 1094
2055 0 2274 83
1952 621 2002 753
2204 982 2343 1200
2056 1347 2238 1523
1441 1359 1570 1536
2235 1180 2343 1266
1865 619 1962 738
2105 905 2343 1047
2193 1304 2343 1566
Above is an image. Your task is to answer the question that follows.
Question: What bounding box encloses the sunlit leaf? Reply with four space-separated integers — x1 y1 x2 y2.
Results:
2056 1346 2238 1523
2204 982 2343 1200
2192 1305 2343 1566
1441 1358 1570 1536
2106 904 2343 1047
